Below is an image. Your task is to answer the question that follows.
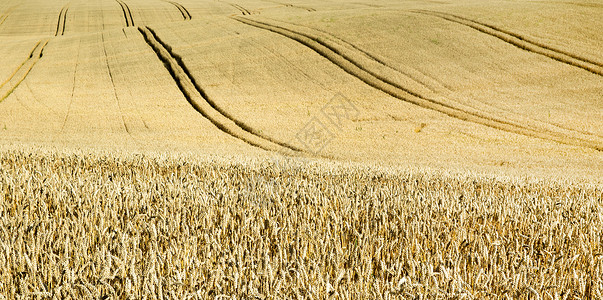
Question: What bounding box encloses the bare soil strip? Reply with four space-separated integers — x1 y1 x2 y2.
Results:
138 26 306 154
0 40 48 103
116 0 135 27
55 4 69 36
234 16 603 151
413 10 603 76
164 1 192 20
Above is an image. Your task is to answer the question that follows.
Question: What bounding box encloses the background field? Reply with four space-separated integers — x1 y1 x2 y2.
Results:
0 0 601 179
0 0 601 298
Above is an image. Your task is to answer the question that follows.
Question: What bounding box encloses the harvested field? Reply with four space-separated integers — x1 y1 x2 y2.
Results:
0 0 601 298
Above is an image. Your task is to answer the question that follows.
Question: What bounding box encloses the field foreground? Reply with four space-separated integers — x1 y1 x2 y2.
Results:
1 150 602 299
1 0 602 298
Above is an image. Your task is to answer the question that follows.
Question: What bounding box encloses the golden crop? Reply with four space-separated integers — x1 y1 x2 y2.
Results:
0 150 601 299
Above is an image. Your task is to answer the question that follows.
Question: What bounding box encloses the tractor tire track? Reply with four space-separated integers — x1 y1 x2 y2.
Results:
226 3 252 15
412 10 603 76
101 32 132 136
0 14 8 27
138 26 305 154
61 38 81 132
163 1 191 20
234 17 533 128
233 17 602 151
263 0 315 12
266 17 445 93
242 17 601 140
0 40 49 104
55 4 69 36
116 0 135 27
0 5 19 28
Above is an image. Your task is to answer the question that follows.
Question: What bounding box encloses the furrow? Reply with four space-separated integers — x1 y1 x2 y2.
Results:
233 17 602 151
413 10 603 76
0 40 48 104
138 26 305 154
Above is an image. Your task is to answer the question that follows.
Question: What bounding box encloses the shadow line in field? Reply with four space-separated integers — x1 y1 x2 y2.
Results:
138 26 306 154
233 16 602 151
412 10 603 76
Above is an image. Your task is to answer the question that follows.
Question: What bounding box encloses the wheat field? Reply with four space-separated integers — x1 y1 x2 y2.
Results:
0 0 602 298
1 150 602 298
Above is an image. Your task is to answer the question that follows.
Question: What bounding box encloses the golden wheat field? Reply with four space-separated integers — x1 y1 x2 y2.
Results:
0 0 602 298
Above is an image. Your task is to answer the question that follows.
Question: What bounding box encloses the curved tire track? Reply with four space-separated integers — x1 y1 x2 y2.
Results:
55 4 69 36
0 40 49 104
0 14 8 27
138 26 305 154
224 2 252 15
270 17 602 139
263 0 315 12
266 17 445 93
232 16 602 151
0 5 19 28
412 10 603 76
163 1 191 20
101 32 133 137
116 0 135 27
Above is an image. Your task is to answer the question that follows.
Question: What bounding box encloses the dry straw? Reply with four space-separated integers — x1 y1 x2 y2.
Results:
0 150 601 298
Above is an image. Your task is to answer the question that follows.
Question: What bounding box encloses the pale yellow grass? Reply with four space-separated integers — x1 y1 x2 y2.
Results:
1 150 601 298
